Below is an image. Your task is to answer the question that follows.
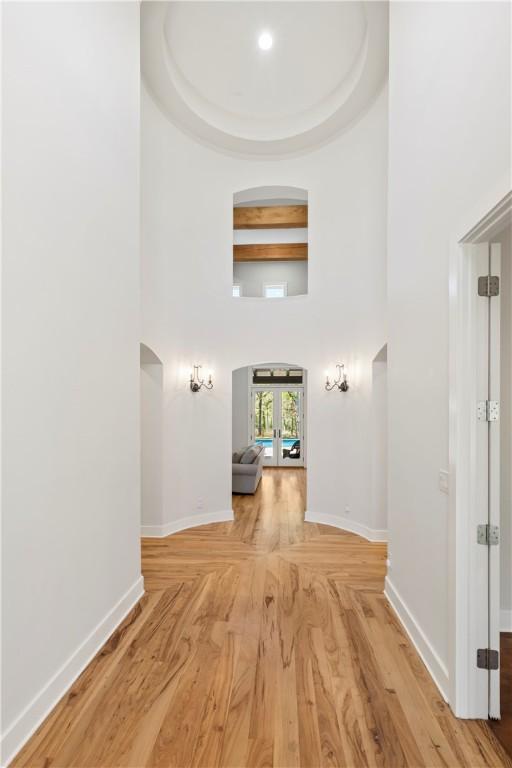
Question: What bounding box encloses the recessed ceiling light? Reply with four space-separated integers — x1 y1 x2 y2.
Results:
258 31 273 51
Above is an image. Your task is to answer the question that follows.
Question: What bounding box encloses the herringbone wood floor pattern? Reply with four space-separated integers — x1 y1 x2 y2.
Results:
11 469 512 767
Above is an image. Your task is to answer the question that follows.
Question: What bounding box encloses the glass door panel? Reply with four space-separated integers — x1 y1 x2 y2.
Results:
253 390 275 464
279 390 304 466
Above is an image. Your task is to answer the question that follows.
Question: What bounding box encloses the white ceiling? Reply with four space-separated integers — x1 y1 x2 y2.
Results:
141 1 389 157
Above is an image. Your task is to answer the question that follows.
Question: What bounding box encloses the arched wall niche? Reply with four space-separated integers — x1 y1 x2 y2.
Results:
233 186 309 299
140 342 163 365
370 344 388 538
140 343 164 535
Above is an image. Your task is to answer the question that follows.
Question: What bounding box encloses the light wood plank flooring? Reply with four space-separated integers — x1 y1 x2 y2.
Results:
11 468 511 767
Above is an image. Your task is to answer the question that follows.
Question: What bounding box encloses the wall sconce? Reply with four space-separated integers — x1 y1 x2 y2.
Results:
325 364 349 392
190 364 213 393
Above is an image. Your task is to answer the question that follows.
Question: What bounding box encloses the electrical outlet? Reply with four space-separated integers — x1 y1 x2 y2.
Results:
197 497 204 511
344 506 350 515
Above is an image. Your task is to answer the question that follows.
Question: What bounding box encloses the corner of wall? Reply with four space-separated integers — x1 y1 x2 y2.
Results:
305 510 388 542
384 576 449 702
141 508 234 538
1 577 144 768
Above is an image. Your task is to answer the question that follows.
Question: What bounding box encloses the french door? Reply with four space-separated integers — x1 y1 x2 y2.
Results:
250 387 304 467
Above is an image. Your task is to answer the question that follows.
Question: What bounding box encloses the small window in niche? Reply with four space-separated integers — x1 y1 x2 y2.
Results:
264 283 287 299
232 284 241 298
233 186 308 298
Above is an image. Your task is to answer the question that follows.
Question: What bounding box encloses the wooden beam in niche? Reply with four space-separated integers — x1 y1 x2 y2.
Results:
233 243 308 262
233 205 308 230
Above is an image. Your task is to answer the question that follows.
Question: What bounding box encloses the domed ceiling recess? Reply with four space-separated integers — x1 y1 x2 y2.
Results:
141 2 389 157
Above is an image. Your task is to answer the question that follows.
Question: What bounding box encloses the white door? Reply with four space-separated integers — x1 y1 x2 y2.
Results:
474 242 501 718
251 389 276 465
277 389 304 467
250 387 304 467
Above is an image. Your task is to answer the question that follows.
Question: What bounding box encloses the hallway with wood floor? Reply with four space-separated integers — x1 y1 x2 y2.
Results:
12 469 511 767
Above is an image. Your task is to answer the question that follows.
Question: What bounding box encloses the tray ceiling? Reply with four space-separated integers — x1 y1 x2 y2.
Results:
141 2 389 157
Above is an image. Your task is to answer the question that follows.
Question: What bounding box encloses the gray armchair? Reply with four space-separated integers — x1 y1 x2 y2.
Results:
232 444 264 494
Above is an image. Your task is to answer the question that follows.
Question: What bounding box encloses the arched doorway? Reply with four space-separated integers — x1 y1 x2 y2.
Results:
232 362 307 504
140 343 163 535
371 344 388 538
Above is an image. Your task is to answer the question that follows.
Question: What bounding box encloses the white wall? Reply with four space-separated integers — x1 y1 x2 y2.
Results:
141 82 388 535
387 1 511 695
233 260 308 298
499 225 512 630
1 3 141 762
141 364 164 533
232 367 249 452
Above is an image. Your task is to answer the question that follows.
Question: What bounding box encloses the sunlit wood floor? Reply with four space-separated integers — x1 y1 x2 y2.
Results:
12 468 512 767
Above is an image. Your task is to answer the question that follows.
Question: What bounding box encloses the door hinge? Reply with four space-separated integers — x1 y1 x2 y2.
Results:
477 523 500 545
477 400 499 421
478 275 500 297
477 648 499 670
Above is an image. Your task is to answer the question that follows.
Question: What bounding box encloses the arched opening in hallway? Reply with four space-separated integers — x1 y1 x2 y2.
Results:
232 363 307 536
140 343 163 536
232 186 308 299
371 344 388 540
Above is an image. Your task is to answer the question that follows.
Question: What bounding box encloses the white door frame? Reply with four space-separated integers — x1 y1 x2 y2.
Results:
449 190 511 718
249 384 305 467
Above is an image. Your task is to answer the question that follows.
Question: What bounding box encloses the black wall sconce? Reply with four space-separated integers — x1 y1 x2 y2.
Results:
190 364 213 393
325 364 349 392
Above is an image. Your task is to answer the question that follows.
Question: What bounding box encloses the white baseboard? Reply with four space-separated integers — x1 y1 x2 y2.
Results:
384 576 449 702
304 510 387 542
501 608 512 632
141 509 234 538
1 576 144 768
